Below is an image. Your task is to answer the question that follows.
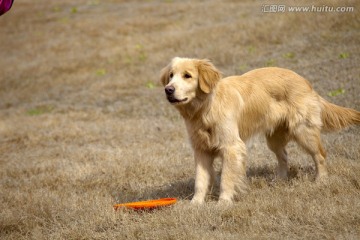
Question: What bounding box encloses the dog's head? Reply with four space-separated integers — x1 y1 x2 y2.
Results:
160 57 221 105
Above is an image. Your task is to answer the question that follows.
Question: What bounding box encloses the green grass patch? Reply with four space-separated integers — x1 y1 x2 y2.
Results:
339 52 349 59
71 7 78 14
52 6 61 12
58 17 69 24
135 44 147 62
27 106 54 116
328 87 345 97
247 46 256 54
283 52 295 59
96 69 107 76
87 0 100 6
238 64 249 73
146 81 156 89
265 59 277 67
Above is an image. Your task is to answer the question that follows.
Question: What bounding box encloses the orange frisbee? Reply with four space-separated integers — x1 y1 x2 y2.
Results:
113 198 177 211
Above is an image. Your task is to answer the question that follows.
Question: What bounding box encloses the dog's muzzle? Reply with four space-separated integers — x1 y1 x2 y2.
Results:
165 85 175 96
165 86 188 104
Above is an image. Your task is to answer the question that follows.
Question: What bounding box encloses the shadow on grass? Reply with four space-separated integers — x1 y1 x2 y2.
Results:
247 165 275 180
146 179 195 200
112 179 195 203
247 164 316 182
112 164 316 203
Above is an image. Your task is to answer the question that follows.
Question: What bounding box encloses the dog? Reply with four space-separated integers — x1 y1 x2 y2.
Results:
160 57 360 204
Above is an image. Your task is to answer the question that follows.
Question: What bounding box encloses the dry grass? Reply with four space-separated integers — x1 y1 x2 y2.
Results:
1 0 360 239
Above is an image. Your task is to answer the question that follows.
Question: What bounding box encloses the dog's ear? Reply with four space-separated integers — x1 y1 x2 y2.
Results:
197 59 222 94
160 63 172 86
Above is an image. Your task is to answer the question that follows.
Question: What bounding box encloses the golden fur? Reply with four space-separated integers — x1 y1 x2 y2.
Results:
160 57 360 204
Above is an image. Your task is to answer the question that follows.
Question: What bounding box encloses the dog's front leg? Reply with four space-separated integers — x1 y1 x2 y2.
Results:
219 141 247 203
191 149 215 204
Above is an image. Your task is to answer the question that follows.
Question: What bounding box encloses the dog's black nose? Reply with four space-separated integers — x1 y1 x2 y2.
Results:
165 85 175 95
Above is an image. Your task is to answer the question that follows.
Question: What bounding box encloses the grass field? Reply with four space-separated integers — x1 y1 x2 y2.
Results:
1 0 360 239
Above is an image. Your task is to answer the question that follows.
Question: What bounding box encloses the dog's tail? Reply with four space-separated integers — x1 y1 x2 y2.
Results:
320 97 360 132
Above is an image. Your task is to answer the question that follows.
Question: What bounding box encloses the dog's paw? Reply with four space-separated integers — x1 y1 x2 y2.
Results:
218 197 233 206
190 197 204 205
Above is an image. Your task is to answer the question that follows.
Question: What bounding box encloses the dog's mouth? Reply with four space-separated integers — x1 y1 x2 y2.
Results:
167 96 188 104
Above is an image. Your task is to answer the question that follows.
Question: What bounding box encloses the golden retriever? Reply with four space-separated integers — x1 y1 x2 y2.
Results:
160 57 360 204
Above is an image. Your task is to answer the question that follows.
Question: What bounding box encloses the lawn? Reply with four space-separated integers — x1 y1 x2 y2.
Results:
0 0 359 239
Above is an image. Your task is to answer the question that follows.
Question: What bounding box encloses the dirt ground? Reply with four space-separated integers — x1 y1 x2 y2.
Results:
0 0 359 239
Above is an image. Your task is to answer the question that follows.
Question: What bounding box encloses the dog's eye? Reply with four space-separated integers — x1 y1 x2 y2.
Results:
169 72 174 78
184 73 192 79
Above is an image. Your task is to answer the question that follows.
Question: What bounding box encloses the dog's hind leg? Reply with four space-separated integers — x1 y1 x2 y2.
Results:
294 125 327 179
266 127 291 180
